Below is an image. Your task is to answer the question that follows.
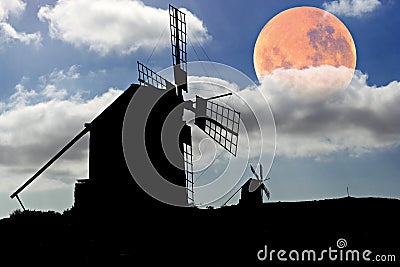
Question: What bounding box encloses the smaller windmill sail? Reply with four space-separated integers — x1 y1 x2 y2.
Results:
137 61 175 90
194 96 240 156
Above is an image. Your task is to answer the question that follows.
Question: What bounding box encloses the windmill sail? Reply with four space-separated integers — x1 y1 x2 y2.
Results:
263 185 270 200
137 61 175 90
169 5 187 94
183 141 194 203
194 96 240 156
180 124 194 204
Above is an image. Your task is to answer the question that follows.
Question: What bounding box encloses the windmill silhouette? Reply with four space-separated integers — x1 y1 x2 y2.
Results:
10 5 241 210
238 164 271 206
134 5 240 206
221 163 271 207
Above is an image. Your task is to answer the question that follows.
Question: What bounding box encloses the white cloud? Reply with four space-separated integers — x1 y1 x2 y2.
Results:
38 0 211 56
38 65 81 100
0 22 41 45
1 65 83 109
39 65 81 85
264 65 354 98
189 66 400 160
42 84 68 100
3 64 400 195
323 0 381 17
0 0 26 21
9 83 37 108
0 66 123 193
0 0 41 45
183 66 383 161
257 67 400 158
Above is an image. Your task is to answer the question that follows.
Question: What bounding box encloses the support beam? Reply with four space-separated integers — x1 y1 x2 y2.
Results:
10 127 90 199
15 195 26 211
222 184 244 207
206 92 232 101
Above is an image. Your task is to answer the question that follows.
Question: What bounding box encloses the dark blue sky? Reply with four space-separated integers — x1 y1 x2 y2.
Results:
141 0 400 85
2 0 399 100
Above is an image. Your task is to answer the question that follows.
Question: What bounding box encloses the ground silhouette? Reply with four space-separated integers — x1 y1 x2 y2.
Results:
0 197 399 265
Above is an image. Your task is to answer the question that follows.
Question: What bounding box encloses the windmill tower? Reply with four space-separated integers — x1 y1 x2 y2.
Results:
239 164 270 206
10 5 240 211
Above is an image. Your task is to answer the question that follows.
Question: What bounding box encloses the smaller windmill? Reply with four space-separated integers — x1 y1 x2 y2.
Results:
222 163 271 207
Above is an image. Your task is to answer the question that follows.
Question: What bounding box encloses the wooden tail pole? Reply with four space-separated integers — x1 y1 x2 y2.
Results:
10 127 90 200
222 184 245 207
15 195 26 211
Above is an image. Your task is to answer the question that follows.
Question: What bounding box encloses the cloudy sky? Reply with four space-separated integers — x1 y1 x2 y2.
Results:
1 0 399 217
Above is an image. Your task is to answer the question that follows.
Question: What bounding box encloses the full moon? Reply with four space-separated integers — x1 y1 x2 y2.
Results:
254 6 356 87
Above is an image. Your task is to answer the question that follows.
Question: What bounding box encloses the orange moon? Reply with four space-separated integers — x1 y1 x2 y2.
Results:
254 6 356 81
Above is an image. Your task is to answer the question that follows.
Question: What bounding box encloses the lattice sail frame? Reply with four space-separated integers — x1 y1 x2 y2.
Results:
169 5 187 70
169 5 188 94
195 96 240 156
137 61 174 90
183 143 194 204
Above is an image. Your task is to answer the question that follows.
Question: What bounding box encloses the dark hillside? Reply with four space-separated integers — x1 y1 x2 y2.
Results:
1 197 398 265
